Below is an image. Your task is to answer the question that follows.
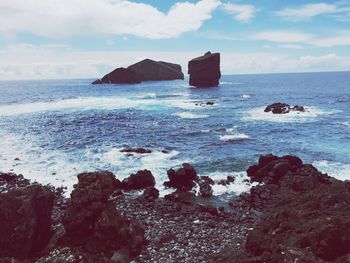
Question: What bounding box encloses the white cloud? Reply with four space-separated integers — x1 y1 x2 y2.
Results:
0 0 220 39
275 3 350 21
1 44 350 80
222 2 257 22
252 30 350 48
310 34 350 47
279 44 304 49
252 31 313 43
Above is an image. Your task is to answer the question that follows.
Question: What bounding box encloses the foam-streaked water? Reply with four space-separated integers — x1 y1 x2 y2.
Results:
0 72 349 197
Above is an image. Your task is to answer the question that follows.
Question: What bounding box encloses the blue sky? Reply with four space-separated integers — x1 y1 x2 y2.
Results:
0 0 350 79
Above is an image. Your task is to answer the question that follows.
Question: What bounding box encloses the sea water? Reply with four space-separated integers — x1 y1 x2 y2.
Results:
0 72 349 197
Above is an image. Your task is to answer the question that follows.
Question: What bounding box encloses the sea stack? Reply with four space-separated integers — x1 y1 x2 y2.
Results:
188 51 221 87
92 59 184 84
128 59 184 81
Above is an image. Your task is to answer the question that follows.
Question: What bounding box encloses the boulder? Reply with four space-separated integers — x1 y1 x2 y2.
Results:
0 185 55 259
164 163 198 191
62 171 144 256
264 102 306 114
188 51 221 87
128 59 184 81
122 170 156 191
92 68 140 84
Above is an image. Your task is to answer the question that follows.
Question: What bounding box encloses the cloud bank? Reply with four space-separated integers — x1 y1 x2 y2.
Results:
0 0 220 39
1 45 350 80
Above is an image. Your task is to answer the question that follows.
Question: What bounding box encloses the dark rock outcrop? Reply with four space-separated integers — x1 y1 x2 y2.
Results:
264 102 306 114
122 169 156 191
128 59 184 81
0 185 55 259
164 163 198 191
120 148 152 154
62 171 144 256
225 154 350 263
140 187 160 201
198 176 215 197
0 172 30 192
92 68 140 84
188 51 221 87
92 59 183 84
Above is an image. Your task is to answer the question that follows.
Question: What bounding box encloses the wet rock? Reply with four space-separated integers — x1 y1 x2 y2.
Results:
92 68 140 84
199 182 213 197
227 154 350 263
122 170 156 191
188 51 221 87
62 171 144 256
164 163 198 191
128 59 184 81
120 148 152 154
264 102 306 114
0 173 30 192
0 185 55 259
140 187 159 201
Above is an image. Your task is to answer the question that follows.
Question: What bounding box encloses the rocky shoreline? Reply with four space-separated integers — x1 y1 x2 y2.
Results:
1 154 349 262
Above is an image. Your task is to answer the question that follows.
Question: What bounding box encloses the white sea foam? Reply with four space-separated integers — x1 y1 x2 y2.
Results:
219 133 250 142
225 126 239 133
201 171 251 196
342 121 350 128
0 130 186 195
0 132 80 194
220 81 243 85
0 96 202 116
240 94 251 100
313 160 350 181
174 112 209 119
243 106 338 123
136 93 157 99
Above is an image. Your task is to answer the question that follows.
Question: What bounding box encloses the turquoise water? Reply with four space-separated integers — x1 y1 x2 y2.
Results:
0 72 349 196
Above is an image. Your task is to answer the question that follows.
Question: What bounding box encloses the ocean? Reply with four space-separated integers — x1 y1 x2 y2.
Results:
0 71 349 199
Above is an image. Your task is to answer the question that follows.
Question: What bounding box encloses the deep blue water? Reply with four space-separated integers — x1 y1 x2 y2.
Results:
0 72 349 196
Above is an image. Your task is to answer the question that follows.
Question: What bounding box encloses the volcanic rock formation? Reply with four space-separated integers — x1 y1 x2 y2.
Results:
188 51 221 87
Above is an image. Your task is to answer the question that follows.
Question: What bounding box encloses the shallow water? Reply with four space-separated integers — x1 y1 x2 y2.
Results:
0 72 349 197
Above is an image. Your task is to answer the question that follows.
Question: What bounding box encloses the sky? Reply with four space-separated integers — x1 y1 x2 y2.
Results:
0 0 350 80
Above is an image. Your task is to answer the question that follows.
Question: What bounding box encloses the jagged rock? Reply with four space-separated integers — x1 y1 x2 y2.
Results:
92 68 140 84
264 102 306 114
62 171 144 256
120 148 152 154
122 170 156 191
226 154 350 263
199 182 213 197
128 59 184 81
188 51 221 87
164 163 198 191
140 187 159 201
0 172 30 193
0 185 55 259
